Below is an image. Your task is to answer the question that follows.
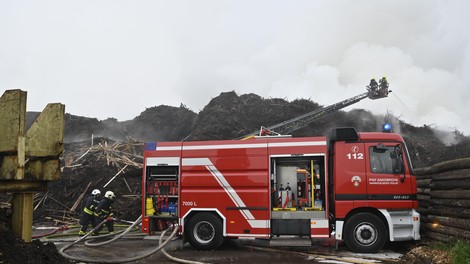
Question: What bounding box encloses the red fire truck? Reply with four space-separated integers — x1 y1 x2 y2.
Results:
141 127 420 253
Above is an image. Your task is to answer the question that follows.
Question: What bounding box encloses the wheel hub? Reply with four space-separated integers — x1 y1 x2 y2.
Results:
355 223 377 245
194 221 215 243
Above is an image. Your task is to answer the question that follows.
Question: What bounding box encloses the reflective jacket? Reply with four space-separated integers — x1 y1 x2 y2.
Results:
83 195 100 216
94 197 114 218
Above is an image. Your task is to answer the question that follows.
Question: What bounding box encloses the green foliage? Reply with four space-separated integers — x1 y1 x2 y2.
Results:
430 240 470 264
450 240 470 264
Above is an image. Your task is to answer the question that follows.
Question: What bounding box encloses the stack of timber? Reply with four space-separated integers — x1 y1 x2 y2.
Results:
414 158 470 242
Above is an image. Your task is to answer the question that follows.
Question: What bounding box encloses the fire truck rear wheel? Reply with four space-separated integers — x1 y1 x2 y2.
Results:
187 213 224 250
344 212 387 253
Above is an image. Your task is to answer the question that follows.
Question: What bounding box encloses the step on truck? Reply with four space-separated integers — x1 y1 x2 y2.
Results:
141 127 420 253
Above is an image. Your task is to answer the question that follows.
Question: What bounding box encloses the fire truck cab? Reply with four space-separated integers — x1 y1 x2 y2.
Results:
141 128 420 253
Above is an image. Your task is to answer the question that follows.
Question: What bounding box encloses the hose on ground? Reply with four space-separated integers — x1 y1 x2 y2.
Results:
32 225 70 239
158 229 207 264
84 215 142 247
59 215 179 263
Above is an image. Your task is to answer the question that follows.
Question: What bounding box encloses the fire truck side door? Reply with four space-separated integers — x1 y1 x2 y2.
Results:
365 143 413 206
333 141 367 217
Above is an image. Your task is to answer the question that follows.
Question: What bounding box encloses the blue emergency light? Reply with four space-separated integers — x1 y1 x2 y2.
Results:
382 123 392 133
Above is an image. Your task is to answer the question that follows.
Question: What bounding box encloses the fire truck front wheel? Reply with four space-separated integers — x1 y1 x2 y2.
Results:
187 213 224 250
344 212 387 253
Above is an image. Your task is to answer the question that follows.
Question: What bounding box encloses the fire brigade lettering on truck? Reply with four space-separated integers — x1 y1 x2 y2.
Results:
346 146 363 160
182 158 269 229
369 177 399 185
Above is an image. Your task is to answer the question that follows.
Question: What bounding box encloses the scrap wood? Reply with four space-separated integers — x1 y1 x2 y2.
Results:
70 182 92 212
103 164 129 188
34 192 48 211
63 140 143 171
43 210 79 225
121 195 140 198
45 194 73 213
122 155 142 168
63 164 82 169
122 178 132 193
72 147 92 164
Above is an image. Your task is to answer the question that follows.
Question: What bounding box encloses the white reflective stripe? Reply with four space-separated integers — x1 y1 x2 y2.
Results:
146 157 180 166
310 219 329 228
156 146 181 151
207 165 254 220
226 233 270 238
183 143 266 150
311 234 329 238
268 141 327 147
247 220 270 228
181 208 226 236
156 141 325 152
182 158 211 166
182 157 264 228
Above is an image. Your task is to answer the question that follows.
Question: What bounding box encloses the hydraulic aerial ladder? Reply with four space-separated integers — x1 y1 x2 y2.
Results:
240 78 390 139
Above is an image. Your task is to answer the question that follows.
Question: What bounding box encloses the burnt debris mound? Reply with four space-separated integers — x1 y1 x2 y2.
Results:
1 91 470 263
0 209 72 264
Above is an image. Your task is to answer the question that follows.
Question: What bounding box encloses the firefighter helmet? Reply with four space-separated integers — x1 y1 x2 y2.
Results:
105 191 115 199
91 189 101 196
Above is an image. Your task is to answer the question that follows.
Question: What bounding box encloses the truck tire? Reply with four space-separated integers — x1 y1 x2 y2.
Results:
187 213 224 250
344 212 387 253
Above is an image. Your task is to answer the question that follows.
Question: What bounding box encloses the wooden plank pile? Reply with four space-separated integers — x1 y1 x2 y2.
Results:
415 158 470 242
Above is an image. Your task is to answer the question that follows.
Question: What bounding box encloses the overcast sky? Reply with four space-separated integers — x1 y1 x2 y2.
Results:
1 1 469 134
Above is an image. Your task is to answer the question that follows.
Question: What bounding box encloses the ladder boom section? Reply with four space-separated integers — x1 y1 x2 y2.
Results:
239 78 391 139
265 92 369 135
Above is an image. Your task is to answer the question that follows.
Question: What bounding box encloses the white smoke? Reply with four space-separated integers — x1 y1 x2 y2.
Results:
1 0 469 135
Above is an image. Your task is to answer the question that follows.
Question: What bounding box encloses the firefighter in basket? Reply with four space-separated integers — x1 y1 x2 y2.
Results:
78 189 101 236
379 77 389 95
93 191 116 235
367 78 378 93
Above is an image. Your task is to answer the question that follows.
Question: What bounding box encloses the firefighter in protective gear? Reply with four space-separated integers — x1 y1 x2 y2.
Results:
78 189 101 236
368 78 378 91
379 77 389 94
93 191 116 235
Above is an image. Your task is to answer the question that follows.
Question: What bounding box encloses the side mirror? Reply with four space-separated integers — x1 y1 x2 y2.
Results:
392 145 406 182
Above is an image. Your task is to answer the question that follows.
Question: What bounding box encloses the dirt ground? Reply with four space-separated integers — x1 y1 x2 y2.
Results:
0 208 71 264
0 207 451 264
45 234 451 264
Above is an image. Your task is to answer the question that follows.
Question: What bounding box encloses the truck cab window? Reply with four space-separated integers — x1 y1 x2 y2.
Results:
369 146 396 174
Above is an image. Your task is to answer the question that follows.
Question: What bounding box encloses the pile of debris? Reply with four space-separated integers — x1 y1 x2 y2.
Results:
190 92 321 140
0 208 72 264
35 138 144 225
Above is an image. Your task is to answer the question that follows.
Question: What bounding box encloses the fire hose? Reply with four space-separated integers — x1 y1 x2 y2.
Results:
32 225 70 239
59 215 179 263
83 215 206 264
158 229 207 264
84 215 142 247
